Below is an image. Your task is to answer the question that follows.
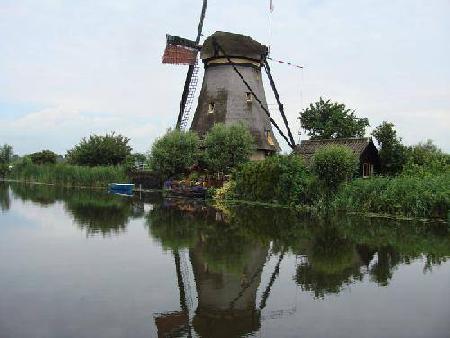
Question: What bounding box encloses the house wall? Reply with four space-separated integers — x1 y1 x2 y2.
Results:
359 146 380 176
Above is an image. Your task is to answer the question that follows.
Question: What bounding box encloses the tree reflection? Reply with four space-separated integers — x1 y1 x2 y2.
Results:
294 224 364 298
8 183 143 236
66 194 134 236
0 183 10 212
148 199 450 319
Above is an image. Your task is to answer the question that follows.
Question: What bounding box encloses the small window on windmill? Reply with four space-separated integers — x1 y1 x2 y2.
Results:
246 92 253 103
265 129 275 146
208 102 215 114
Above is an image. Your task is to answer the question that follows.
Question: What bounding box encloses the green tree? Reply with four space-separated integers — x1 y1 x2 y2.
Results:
234 155 311 205
0 144 13 177
30 150 58 165
402 140 449 176
148 129 199 179
300 97 369 139
312 145 358 192
66 132 132 166
372 121 407 175
204 123 254 174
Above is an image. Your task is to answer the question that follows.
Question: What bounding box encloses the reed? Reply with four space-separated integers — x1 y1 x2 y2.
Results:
8 161 128 188
333 172 450 219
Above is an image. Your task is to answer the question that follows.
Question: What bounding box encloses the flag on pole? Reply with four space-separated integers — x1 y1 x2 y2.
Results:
270 0 274 12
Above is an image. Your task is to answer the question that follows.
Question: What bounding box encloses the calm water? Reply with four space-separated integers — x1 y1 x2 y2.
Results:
0 183 449 338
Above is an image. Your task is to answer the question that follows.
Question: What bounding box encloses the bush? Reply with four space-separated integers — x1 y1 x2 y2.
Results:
67 132 132 166
30 150 58 165
204 123 255 174
148 129 199 180
234 155 311 205
333 172 450 219
312 145 358 192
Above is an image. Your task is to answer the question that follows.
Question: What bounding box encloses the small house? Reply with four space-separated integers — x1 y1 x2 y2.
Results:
295 137 380 177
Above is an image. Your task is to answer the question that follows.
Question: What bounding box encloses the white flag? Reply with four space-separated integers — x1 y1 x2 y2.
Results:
270 0 274 12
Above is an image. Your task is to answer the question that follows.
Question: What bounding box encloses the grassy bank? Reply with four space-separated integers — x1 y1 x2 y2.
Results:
214 154 449 220
333 172 449 219
7 162 128 187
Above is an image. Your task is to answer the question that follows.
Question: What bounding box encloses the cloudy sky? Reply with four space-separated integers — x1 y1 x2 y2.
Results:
1 0 449 155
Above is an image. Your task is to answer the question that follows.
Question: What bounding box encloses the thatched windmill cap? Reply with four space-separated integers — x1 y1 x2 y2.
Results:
200 31 268 61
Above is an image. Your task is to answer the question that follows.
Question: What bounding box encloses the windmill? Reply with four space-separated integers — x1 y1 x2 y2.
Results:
162 1 298 158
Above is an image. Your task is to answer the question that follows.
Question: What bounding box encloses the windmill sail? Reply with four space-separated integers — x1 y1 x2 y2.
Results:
162 35 199 65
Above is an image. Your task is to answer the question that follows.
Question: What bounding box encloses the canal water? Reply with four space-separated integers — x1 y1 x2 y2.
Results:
0 182 449 338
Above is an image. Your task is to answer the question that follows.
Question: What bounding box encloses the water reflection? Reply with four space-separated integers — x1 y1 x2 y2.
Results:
0 183 10 212
147 200 270 337
147 199 450 336
8 183 147 236
2 183 449 338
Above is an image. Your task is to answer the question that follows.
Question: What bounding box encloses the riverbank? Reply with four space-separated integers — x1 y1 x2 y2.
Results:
213 172 450 222
3 168 449 222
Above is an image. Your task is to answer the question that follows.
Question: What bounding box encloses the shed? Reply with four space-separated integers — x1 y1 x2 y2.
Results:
295 137 380 177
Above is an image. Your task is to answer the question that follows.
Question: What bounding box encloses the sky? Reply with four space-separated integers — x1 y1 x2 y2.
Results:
0 0 449 155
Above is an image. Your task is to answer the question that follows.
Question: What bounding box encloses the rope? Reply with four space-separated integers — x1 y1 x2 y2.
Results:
263 60 296 147
267 57 303 69
259 250 285 310
211 37 295 149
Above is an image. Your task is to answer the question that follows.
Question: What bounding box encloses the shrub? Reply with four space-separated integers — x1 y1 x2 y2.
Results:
204 123 255 174
312 145 358 192
214 180 237 200
66 132 132 166
234 155 311 205
30 150 58 165
148 129 199 180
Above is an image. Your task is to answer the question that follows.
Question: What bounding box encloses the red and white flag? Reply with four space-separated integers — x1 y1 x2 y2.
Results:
269 0 274 12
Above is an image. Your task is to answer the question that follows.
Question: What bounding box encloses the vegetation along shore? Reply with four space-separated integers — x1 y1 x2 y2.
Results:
1 98 449 221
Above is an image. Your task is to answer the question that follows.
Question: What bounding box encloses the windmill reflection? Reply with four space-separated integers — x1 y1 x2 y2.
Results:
148 199 273 338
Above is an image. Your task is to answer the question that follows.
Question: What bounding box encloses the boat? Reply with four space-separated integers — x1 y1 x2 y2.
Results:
108 183 135 195
165 185 207 199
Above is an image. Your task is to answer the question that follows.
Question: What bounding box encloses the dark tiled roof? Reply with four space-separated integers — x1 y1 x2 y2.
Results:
295 137 374 161
200 31 268 61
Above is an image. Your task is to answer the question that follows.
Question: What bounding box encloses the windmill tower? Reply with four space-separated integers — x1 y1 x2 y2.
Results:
191 31 280 159
162 1 297 158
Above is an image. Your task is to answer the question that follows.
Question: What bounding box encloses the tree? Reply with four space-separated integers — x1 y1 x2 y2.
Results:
312 145 358 192
0 144 13 177
403 140 449 176
30 150 58 165
372 121 407 175
204 123 255 174
66 132 132 166
300 97 369 139
148 129 200 179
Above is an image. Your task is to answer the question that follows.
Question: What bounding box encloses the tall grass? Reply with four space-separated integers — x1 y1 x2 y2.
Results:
333 172 450 219
7 162 128 187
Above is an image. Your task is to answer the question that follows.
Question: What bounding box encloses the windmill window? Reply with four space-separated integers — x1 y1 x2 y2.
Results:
246 92 253 103
208 102 215 114
265 130 275 146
